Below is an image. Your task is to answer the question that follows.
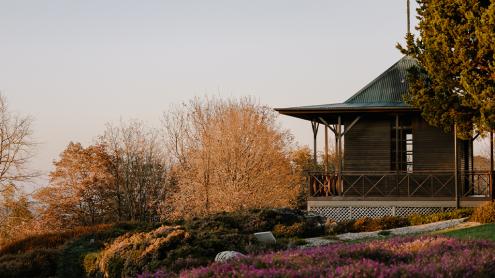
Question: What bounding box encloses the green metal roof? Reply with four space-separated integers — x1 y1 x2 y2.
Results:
344 55 417 105
276 56 419 114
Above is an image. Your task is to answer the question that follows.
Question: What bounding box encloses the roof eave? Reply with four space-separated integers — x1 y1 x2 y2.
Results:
275 106 419 114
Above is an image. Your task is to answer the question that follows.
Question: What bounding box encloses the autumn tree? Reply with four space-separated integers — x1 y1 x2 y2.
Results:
35 143 115 229
0 183 34 246
0 94 36 190
99 120 168 222
162 97 298 219
290 146 313 209
399 0 495 137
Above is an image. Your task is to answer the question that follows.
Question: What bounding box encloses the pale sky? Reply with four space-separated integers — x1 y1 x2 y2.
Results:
0 1 420 189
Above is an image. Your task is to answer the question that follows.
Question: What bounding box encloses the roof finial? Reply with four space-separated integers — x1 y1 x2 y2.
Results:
407 0 411 35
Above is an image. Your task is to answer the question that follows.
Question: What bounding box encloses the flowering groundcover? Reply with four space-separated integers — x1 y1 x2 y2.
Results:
175 236 495 278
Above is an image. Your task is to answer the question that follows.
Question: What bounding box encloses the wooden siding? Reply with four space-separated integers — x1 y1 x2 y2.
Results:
342 114 471 173
343 116 391 171
412 116 470 171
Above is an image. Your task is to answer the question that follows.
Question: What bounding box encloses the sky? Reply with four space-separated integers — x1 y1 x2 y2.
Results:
0 1 421 190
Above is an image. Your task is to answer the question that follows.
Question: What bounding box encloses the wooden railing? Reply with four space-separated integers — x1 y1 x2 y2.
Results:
307 171 493 199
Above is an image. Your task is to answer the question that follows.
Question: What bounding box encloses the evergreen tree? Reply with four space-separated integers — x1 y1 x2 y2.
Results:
399 0 495 138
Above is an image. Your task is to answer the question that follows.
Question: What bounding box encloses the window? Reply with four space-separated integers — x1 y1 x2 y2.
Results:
391 118 413 173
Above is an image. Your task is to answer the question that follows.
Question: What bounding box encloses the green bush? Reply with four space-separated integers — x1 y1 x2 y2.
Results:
471 202 495 223
0 248 61 278
191 208 324 237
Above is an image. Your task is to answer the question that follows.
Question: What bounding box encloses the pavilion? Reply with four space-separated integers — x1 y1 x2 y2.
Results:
276 56 494 220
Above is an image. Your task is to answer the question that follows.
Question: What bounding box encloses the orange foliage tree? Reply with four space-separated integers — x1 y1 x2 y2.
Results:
0 184 34 246
162 97 299 218
35 143 116 229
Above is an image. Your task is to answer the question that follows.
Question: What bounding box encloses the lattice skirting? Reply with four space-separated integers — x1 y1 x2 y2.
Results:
309 206 456 222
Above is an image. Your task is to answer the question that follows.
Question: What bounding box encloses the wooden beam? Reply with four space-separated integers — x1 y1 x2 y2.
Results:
318 117 328 126
337 116 343 193
308 199 489 207
454 124 459 208
331 124 336 134
311 121 319 166
491 130 494 200
472 132 481 141
324 125 329 173
342 116 361 136
318 117 336 134
395 114 400 173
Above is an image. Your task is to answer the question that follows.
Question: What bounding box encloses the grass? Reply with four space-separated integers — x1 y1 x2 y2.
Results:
438 223 495 241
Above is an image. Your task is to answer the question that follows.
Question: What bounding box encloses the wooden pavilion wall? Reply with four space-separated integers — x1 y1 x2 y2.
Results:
338 114 473 198
343 115 391 172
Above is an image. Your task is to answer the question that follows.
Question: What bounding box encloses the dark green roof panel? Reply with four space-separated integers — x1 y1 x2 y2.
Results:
275 56 420 114
344 56 417 105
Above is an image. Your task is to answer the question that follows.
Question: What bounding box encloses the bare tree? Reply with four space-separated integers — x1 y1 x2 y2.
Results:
0 94 36 190
99 120 168 222
162 96 299 219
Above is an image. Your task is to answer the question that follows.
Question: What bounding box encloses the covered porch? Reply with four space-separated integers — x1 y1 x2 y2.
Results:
276 56 494 219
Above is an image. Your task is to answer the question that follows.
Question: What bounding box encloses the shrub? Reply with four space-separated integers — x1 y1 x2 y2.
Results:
329 220 356 234
0 248 61 278
409 208 473 225
97 225 190 277
376 216 410 230
327 209 472 235
0 208 326 277
471 201 495 223
0 223 121 256
272 222 305 238
193 208 325 236
377 230 391 236
182 236 495 277
0 222 144 278
351 217 374 232
328 216 410 234
83 252 100 276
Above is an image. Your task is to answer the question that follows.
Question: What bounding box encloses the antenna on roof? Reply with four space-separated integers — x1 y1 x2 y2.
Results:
407 0 411 35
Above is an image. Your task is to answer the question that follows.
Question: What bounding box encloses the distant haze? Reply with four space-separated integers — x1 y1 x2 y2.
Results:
1 1 426 190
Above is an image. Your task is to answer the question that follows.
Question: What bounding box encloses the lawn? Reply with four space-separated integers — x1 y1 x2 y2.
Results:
439 224 495 241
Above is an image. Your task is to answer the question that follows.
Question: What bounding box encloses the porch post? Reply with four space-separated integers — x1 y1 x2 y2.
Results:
491 130 494 200
324 125 329 173
395 114 400 195
454 124 459 208
311 121 319 166
337 115 342 192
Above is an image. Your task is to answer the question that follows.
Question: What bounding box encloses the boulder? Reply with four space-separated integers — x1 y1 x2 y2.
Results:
254 231 276 244
214 251 246 262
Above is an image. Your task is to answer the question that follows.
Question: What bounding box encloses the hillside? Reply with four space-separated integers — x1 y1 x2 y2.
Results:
0 209 323 278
